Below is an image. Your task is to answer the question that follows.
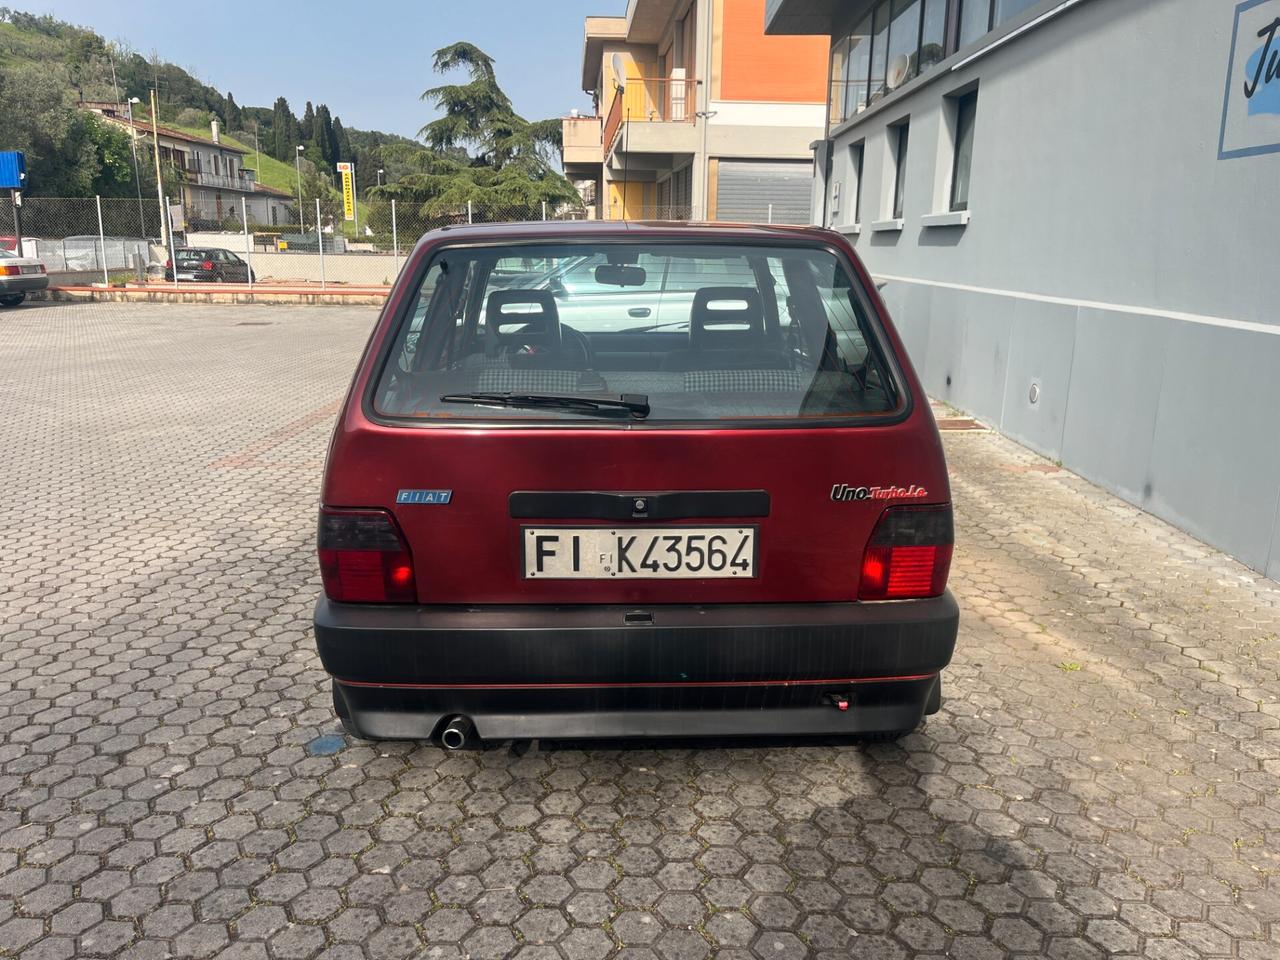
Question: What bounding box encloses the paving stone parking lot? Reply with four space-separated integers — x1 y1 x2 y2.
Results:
1 301 1279 960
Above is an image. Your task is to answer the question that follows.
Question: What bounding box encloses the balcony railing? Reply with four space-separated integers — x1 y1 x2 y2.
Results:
828 80 874 127
603 202 694 221
184 167 255 192
604 77 699 159
603 90 625 159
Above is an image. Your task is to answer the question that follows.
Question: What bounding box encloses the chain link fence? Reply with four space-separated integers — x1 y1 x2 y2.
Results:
0 195 595 291
2 195 805 292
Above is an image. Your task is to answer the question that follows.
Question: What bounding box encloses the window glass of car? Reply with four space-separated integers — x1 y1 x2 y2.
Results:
557 253 667 296
373 241 902 425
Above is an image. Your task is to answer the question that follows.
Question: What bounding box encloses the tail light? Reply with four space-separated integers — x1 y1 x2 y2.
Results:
165 259 172 269
201 260 214 271
37 264 46 274
859 504 953 600
318 508 416 603
0 265 16 277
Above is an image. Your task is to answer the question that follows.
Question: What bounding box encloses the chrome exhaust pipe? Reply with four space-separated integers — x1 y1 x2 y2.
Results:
440 715 475 751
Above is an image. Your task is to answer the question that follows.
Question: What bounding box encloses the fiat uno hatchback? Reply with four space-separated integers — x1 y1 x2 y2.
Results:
314 221 957 748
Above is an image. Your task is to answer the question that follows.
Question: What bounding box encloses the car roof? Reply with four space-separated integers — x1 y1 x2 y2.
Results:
420 219 840 247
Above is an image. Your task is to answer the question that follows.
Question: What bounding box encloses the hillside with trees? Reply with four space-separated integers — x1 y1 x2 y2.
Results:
0 7 578 218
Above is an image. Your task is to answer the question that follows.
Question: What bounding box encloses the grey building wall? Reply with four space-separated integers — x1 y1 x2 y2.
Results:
815 0 1280 580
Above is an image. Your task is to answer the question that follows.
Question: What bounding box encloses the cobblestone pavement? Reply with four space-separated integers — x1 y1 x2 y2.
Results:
2 301 1279 960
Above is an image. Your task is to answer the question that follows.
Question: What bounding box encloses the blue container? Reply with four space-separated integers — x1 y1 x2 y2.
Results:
0 151 27 190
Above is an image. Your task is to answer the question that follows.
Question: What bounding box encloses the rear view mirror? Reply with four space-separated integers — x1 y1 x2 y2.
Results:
595 264 647 287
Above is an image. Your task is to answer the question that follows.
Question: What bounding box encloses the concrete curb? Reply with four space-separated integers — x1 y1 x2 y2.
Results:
37 284 390 306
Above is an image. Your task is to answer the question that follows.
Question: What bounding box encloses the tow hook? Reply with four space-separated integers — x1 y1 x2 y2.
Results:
826 693 850 712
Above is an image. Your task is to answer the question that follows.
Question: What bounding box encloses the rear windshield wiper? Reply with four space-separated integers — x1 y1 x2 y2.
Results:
439 392 650 419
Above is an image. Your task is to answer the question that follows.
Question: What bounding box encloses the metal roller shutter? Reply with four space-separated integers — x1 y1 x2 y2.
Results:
715 160 812 224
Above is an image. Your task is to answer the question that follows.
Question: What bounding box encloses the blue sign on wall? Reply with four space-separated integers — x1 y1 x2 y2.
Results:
1219 0 1280 159
0 151 26 189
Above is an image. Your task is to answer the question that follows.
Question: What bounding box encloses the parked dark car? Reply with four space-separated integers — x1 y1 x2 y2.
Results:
164 247 254 283
313 220 957 748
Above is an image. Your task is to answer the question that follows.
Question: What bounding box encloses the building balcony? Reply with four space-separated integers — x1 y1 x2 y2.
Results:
562 115 604 171
184 168 257 192
604 77 700 163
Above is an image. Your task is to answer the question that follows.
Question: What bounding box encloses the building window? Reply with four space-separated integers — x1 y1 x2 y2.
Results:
851 142 865 224
830 0 951 124
829 36 850 125
886 0 921 92
958 0 991 48
869 2 891 104
956 0 1039 47
891 122 909 220
993 0 1040 28
844 14 873 119
950 91 977 211
920 0 947 71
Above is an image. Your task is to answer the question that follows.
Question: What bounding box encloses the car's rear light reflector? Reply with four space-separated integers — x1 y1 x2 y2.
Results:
318 508 415 603
859 504 953 600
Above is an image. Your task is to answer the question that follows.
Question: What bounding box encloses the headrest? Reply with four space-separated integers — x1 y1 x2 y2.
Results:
690 287 766 348
486 289 561 348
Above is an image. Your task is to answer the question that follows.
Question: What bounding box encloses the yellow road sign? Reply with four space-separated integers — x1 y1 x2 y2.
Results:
337 162 355 222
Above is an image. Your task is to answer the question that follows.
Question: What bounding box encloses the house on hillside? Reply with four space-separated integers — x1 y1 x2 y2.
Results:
562 0 829 222
80 102 296 228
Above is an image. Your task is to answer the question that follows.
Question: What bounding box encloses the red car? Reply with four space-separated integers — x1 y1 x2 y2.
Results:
315 220 957 748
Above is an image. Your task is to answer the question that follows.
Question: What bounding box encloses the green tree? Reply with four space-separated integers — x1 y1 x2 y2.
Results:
297 161 343 225
419 42 562 171
223 92 242 131
332 117 351 164
65 29 105 101
270 96 298 161
301 101 315 144
0 60 152 197
314 104 337 165
374 41 579 218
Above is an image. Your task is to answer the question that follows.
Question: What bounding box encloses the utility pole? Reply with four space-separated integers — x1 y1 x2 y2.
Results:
126 97 145 238
295 145 305 231
9 186 22 258
151 88 167 246
108 49 121 106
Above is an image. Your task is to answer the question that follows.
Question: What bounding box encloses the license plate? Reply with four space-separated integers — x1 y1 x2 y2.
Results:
177 272 196 280
19 265 40 275
523 526 756 579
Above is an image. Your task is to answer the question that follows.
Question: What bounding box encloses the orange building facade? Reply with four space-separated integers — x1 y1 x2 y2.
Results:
562 0 828 222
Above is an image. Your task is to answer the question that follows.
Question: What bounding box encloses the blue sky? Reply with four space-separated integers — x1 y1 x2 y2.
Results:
19 0 619 137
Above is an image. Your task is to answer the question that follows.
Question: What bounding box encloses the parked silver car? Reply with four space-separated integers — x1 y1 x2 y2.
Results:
0 248 49 306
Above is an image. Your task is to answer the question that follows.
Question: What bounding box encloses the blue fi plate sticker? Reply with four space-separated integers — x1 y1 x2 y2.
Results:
396 489 452 505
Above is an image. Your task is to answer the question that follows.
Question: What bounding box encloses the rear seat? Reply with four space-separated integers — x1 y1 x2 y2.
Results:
663 287 791 372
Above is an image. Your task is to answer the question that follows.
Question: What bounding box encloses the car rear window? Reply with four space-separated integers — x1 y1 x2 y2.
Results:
372 241 904 424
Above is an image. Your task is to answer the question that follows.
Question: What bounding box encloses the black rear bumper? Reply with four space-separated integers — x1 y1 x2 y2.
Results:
314 593 958 741
0 276 48 293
